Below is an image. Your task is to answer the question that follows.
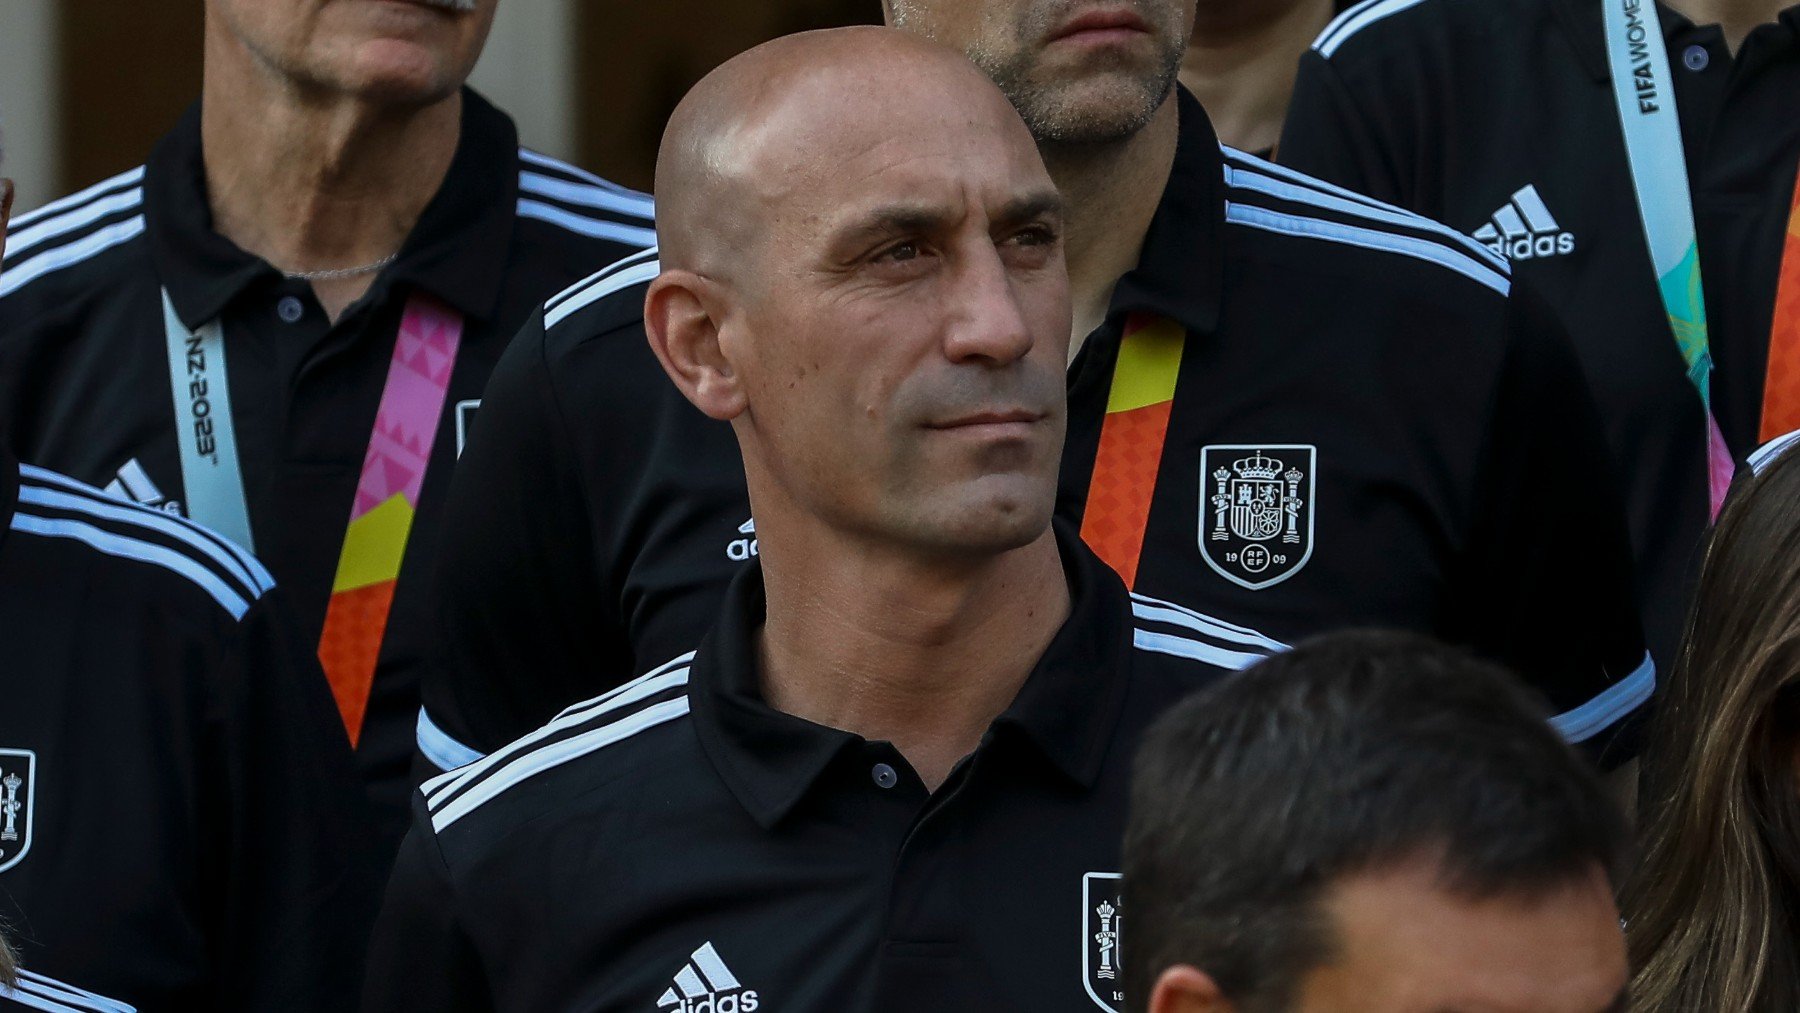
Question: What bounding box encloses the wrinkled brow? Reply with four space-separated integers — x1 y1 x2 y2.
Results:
829 189 1065 248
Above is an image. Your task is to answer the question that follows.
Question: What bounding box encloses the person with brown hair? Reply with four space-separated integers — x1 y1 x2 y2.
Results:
1623 434 1800 1011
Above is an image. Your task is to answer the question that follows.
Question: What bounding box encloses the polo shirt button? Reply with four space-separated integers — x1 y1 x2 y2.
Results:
1682 44 1710 71
871 763 898 789
276 296 305 323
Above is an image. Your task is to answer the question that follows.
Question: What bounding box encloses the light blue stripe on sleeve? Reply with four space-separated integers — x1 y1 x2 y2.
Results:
9 513 249 619
1549 653 1656 744
417 708 487 773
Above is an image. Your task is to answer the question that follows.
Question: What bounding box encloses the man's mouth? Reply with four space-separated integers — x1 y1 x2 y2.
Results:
1047 6 1153 45
928 409 1049 435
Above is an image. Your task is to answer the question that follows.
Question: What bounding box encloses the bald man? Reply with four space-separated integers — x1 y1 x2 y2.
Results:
420 0 1653 785
363 30 1279 1012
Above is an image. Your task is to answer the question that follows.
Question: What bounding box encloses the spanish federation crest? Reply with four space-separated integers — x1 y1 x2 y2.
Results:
0 749 36 874
1082 872 1124 1012
1200 445 1316 590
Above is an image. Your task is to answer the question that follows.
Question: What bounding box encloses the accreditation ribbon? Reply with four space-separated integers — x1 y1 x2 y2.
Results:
317 294 463 744
164 289 462 744
1078 313 1186 589
1755 170 1800 443
1602 0 1736 515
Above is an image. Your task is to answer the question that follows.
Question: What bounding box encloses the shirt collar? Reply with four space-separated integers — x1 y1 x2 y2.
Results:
1553 0 1800 83
147 87 519 331
689 523 1137 830
1103 87 1227 337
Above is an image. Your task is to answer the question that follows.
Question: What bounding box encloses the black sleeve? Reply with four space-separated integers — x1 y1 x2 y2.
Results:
213 586 385 1011
1277 50 1407 205
1446 284 1653 768
415 311 611 773
361 800 491 1013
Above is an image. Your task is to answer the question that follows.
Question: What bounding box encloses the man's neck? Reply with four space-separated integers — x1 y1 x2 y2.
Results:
1041 96 1182 359
1180 0 1338 154
1664 0 1787 51
757 527 1071 792
200 35 462 322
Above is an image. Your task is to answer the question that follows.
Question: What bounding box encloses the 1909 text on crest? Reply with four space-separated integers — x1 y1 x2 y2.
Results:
1199 445 1317 590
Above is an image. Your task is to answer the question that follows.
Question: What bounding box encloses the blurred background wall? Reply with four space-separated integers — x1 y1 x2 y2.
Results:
0 0 876 213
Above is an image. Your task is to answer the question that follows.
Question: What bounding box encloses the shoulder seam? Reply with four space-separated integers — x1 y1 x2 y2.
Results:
422 651 696 814
543 250 661 330
4 185 144 263
1314 0 1434 57
8 165 145 230
1130 593 1287 671
9 510 257 620
1129 593 1289 650
7 968 136 1013
543 245 659 314
518 168 654 222
16 464 273 618
1132 628 1282 672
1220 149 1508 272
428 691 691 835
1223 201 1511 296
19 464 273 590
515 198 657 248
518 148 628 190
0 215 146 301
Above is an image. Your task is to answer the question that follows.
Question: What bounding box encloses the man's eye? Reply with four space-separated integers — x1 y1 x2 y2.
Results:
877 242 921 263
1008 226 1058 247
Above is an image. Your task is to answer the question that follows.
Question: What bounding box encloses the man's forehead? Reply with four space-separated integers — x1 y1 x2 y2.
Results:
751 110 1047 214
789 155 1056 242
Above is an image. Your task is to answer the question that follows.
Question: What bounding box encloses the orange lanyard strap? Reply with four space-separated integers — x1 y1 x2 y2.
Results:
1757 167 1800 444
1078 314 1186 589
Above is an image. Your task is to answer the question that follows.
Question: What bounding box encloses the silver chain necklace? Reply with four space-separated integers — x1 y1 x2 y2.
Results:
282 252 399 282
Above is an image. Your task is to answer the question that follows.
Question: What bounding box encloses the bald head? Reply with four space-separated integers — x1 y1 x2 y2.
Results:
654 26 1037 276
643 26 1071 566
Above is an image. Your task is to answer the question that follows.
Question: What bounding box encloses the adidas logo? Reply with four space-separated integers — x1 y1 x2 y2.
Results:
103 458 184 515
656 942 760 1012
726 518 758 563
1473 185 1576 262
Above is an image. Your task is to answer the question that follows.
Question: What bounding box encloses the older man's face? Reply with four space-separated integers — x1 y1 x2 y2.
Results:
728 70 1072 558
889 0 1191 144
207 0 497 104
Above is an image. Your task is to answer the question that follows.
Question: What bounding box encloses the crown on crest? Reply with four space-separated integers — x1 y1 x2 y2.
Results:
1232 450 1284 480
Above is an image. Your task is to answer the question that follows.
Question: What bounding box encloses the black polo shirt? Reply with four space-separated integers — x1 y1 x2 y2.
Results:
420 89 1651 777
368 528 1274 1012
0 88 654 829
1278 0 1800 663
0 451 381 1011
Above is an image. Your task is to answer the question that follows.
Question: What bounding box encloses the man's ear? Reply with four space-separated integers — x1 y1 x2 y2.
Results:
644 269 748 422
1148 965 1236 1013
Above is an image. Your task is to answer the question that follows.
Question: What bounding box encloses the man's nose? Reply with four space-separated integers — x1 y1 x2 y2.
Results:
941 243 1036 367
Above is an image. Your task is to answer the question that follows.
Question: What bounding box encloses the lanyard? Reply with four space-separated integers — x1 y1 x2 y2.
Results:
1601 0 1737 514
162 290 255 550
1078 313 1186 588
1756 173 1800 442
162 290 464 743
